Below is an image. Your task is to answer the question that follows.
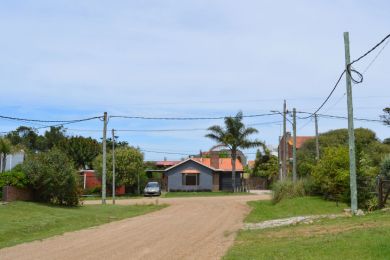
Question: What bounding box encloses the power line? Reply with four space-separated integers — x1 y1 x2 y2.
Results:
300 70 346 119
298 117 314 131
302 33 390 119
0 116 103 135
62 120 282 133
362 38 390 74
323 92 346 113
116 128 206 132
140 149 191 156
0 114 102 123
110 112 278 120
296 111 383 123
349 33 390 66
248 120 283 126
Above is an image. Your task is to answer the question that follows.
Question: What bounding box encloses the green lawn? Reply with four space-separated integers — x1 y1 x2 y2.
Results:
0 201 165 249
81 194 144 200
245 196 347 223
224 197 390 259
162 191 250 198
225 211 390 259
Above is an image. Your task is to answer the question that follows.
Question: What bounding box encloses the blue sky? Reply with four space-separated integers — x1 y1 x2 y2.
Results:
0 1 389 160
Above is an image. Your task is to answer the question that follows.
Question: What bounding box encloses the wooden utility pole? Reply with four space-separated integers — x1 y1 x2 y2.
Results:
278 136 282 180
292 108 297 182
282 100 287 179
315 114 320 161
102 112 107 204
112 129 116 205
344 32 358 213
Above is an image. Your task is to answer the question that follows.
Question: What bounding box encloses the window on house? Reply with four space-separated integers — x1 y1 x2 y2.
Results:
182 174 199 186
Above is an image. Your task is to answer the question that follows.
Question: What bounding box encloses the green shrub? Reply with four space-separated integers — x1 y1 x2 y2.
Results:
311 146 380 209
366 197 379 212
83 186 101 195
94 147 145 193
272 180 305 204
312 146 350 202
301 177 317 195
0 164 29 188
380 155 390 178
23 149 80 206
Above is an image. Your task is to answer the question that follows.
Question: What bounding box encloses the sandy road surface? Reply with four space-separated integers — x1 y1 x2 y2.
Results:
0 193 270 260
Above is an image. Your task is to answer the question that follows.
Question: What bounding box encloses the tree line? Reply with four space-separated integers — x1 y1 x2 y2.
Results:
0 126 145 205
271 107 390 209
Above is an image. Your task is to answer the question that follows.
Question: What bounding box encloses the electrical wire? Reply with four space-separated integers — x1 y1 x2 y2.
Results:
362 38 390 74
140 149 191 156
303 33 390 119
296 111 383 122
247 120 283 126
109 112 278 120
0 116 103 135
298 117 314 131
300 70 346 119
0 114 102 123
349 34 390 66
62 120 282 133
323 92 346 114
115 128 206 132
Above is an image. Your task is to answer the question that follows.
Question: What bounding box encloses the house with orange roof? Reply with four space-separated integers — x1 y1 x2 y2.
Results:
160 154 244 191
279 132 314 174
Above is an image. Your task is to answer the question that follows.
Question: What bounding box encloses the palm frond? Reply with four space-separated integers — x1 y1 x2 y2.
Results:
239 139 265 149
207 125 224 135
240 127 259 139
205 133 224 143
206 111 264 152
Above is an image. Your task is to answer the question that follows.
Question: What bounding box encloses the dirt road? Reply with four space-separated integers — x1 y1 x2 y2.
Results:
0 194 270 260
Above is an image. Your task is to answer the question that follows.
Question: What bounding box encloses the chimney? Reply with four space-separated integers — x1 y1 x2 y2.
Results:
210 152 219 169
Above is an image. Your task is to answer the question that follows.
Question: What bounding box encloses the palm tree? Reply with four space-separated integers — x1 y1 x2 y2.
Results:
205 111 264 191
0 137 12 173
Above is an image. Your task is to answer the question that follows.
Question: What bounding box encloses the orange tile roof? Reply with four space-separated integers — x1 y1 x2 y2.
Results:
193 158 243 171
155 161 181 167
288 136 313 149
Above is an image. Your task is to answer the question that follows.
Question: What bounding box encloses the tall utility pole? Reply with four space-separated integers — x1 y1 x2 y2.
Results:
315 114 320 161
292 108 297 183
283 100 287 179
280 100 287 180
344 32 358 213
112 129 116 205
278 136 282 180
102 112 108 205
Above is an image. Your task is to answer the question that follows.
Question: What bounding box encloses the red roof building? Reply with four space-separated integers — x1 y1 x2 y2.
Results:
279 132 314 175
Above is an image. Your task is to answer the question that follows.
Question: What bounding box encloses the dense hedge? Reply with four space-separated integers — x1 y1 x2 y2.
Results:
23 149 80 206
296 128 390 209
0 164 29 189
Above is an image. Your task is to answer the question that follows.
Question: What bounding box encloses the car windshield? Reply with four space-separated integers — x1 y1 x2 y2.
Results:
146 183 159 188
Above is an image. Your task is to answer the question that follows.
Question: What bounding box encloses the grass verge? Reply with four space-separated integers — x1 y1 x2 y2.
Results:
225 211 390 259
81 195 144 200
0 201 166 249
245 196 347 223
225 196 390 259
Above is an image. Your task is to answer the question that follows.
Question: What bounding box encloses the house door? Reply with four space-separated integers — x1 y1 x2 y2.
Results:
220 173 241 191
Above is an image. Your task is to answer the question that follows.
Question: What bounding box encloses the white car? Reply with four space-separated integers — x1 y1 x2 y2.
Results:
144 182 161 196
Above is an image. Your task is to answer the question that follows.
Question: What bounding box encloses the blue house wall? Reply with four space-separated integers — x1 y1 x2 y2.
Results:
166 160 214 191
